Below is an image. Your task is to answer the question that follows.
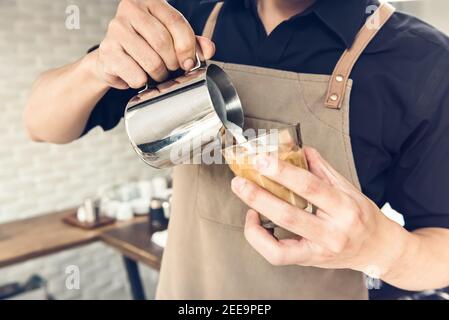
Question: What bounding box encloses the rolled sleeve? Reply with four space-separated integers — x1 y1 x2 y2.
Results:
386 56 449 231
81 87 138 136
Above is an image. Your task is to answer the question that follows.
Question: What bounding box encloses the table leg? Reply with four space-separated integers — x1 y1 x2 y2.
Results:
123 256 146 300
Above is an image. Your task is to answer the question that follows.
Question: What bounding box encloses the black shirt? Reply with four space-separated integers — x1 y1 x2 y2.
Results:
84 0 449 233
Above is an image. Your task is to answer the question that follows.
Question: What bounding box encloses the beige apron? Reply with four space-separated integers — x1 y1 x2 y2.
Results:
156 2 395 299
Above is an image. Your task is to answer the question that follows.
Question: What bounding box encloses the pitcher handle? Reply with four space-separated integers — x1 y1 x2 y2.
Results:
139 53 203 93
189 52 203 72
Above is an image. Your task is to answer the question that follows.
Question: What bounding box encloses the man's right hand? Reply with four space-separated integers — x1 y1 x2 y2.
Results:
25 0 216 143
96 0 216 90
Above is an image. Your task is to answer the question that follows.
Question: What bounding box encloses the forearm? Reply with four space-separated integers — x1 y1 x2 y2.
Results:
382 226 449 291
24 50 110 144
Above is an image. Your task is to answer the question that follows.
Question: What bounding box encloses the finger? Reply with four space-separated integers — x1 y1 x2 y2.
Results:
244 210 314 266
196 36 216 60
232 178 333 247
119 28 169 82
304 147 356 194
253 155 353 216
302 148 333 186
127 7 179 71
146 0 197 70
111 49 148 89
103 74 130 90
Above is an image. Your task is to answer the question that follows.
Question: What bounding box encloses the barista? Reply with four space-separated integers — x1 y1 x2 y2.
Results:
25 0 449 299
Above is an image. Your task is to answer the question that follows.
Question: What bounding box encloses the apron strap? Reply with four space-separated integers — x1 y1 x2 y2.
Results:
325 2 396 109
201 2 395 110
202 1 225 39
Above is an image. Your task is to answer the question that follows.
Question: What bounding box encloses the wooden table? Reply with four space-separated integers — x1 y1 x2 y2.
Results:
0 209 163 300
101 222 163 270
100 222 164 300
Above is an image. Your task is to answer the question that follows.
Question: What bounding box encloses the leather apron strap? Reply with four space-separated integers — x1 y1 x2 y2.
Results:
202 1 224 39
202 1 396 110
326 2 396 109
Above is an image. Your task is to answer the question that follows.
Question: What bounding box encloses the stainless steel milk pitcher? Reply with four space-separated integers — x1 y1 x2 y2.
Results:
124 58 244 169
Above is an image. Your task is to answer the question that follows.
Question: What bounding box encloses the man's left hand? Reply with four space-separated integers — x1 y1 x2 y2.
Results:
231 147 411 279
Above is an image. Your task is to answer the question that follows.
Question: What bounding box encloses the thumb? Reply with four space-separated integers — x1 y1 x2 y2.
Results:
196 36 216 60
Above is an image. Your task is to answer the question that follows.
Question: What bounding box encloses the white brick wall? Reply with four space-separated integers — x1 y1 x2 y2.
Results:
396 0 449 34
0 0 159 300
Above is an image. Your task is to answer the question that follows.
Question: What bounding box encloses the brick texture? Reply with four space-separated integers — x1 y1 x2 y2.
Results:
0 0 159 300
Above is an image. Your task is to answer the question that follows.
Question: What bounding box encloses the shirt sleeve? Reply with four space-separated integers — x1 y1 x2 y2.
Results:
81 87 138 136
386 54 449 231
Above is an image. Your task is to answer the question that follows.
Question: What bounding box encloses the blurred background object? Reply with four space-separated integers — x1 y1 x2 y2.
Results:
0 0 166 300
0 0 448 300
0 275 54 300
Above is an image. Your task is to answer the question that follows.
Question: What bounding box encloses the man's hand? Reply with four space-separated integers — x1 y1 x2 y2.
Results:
96 0 216 89
231 147 421 287
25 0 216 144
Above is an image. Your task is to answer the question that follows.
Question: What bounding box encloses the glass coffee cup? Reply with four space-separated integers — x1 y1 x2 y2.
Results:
222 125 309 229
